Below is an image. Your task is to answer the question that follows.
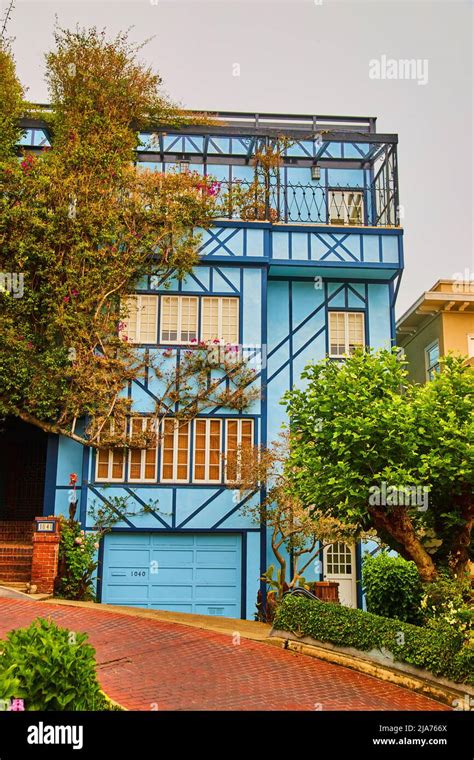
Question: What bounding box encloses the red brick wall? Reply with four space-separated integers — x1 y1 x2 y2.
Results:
30 518 60 593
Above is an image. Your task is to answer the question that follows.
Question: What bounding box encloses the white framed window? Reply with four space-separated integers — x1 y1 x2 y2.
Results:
329 190 364 226
160 295 198 344
128 417 158 483
160 418 190 482
193 419 222 483
329 311 365 357
467 334 474 359
201 297 239 343
225 419 254 482
326 542 353 575
96 448 125 482
425 340 440 381
95 419 126 482
121 295 158 344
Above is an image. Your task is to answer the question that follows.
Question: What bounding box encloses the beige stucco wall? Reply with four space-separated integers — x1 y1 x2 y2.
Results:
401 314 443 384
441 312 474 357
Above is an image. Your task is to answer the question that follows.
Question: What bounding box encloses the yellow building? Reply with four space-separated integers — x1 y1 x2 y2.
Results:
396 280 474 384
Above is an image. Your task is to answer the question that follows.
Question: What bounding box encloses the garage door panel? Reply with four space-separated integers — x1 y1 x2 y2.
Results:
151 534 194 547
102 532 242 618
108 534 151 547
196 549 239 565
153 549 194 565
153 567 194 583
106 584 150 602
149 584 194 601
195 534 239 547
155 603 194 613
195 585 238 601
195 567 237 583
106 567 150 582
106 549 150 566
195 604 237 616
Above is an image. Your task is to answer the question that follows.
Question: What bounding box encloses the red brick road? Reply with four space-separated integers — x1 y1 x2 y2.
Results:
0 599 448 711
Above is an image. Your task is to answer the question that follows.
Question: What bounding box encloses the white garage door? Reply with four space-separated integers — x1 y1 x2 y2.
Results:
102 532 242 618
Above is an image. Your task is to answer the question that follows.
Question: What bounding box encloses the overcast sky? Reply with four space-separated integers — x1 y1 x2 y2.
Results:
3 0 473 317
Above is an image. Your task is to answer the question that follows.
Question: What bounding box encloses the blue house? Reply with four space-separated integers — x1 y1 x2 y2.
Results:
7 112 403 617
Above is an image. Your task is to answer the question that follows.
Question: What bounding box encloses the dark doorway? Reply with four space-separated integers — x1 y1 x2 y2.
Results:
0 418 48 520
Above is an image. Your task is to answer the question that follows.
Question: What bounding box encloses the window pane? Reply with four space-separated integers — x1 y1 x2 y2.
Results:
112 450 124 479
97 449 109 479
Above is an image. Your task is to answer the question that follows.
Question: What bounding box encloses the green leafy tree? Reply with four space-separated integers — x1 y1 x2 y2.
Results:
0 27 257 447
283 349 474 581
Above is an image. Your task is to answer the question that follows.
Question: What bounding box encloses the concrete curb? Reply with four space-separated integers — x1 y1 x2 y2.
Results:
37 597 272 642
0 585 50 601
271 629 473 709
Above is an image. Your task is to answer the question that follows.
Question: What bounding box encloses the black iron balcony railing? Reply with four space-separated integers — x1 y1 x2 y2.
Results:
216 179 399 227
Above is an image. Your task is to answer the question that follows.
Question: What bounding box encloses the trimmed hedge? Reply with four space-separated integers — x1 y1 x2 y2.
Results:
362 553 423 624
273 595 473 686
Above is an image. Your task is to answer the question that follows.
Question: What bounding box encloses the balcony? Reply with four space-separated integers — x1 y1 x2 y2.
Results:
214 178 399 228
20 110 400 230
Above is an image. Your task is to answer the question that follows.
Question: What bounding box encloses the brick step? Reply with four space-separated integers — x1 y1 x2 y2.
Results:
0 521 34 544
0 544 33 562
0 557 33 568
0 580 28 590
0 568 32 581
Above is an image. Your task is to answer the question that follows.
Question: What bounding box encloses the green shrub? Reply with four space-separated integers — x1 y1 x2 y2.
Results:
273 595 473 685
362 552 423 624
421 571 473 644
0 618 113 710
55 518 99 601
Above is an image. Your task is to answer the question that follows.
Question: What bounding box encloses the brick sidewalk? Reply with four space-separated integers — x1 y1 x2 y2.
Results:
0 599 449 711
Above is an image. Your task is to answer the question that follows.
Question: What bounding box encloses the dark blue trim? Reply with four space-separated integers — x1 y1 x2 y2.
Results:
389 280 396 346
260 265 268 612
79 447 90 528
356 542 363 609
288 281 293 389
102 526 260 533
43 434 59 516
96 537 105 603
241 532 247 619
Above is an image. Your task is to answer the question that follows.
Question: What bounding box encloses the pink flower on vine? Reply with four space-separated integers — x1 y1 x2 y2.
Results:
20 155 35 173
63 296 70 303
9 699 25 712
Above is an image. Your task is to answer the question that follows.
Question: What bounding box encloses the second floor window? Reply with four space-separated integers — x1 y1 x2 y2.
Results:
160 295 198 344
329 311 365 357
121 294 239 345
122 295 158 344
425 340 440 381
161 419 190 482
96 448 125 482
194 418 222 483
202 297 239 343
225 419 254 482
129 418 158 482
329 190 364 226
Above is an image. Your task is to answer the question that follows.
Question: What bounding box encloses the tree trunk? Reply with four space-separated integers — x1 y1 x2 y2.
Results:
369 506 437 581
450 488 474 577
